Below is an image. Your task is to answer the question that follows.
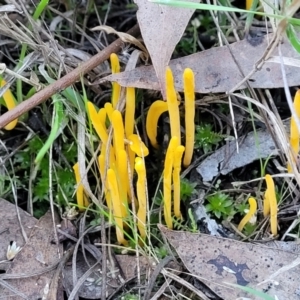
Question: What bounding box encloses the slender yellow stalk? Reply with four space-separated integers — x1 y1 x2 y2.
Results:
125 87 135 137
173 145 185 218
166 67 181 141
111 110 125 156
98 154 112 211
110 53 121 108
135 157 147 239
117 149 128 218
265 174 278 236
238 197 257 231
164 136 179 229
73 162 89 211
288 90 300 173
107 168 127 246
183 68 195 167
0 79 17 130
104 102 114 122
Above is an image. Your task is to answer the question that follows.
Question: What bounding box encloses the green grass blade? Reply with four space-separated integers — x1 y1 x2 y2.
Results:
35 96 67 163
225 283 276 300
286 24 300 54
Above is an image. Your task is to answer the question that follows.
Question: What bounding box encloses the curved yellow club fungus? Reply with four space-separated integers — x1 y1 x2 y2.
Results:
265 174 278 236
183 68 195 168
173 145 185 219
128 134 149 157
135 157 147 239
146 100 168 148
73 162 89 211
288 90 300 173
0 79 17 130
238 197 257 232
98 154 112 211
246 0 253 10
164 136 179 229
107 168 128 246
166 67 181 141
110 53 121 108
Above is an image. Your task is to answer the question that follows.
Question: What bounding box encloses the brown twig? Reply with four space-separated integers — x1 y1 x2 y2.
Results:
0 24 140 129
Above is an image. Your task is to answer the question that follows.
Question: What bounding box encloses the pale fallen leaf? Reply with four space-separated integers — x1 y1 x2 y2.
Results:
134 0 200 97
0 209 62 299
159 225 300 300
196 129 281 182
104 34 300 93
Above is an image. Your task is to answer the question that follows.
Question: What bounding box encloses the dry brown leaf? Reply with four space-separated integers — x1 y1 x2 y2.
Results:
134 0 200 98
91 25 148 60
159 225 300 300
104 33 300 93
0 209 62 299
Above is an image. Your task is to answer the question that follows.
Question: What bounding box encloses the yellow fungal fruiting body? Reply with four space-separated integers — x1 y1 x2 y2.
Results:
135 157 147 239
117 149 129 218
183 68 195 168
110 53 121 108
173 145 185 218
238 197 257 232
112 110 125 156
246 0 253 10
73 162 89 211
128 134 149 157
107 168 127 246
288 90 300 173
146 100 168 148
164 136 179 229
166 67 181 141
265 174 278 236
0 79 17 130
87 101 108 144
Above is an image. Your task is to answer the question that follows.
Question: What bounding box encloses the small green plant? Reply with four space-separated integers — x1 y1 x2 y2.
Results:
195 124 224 153
154 245 169 259
205 192 234 219
180 178 197 201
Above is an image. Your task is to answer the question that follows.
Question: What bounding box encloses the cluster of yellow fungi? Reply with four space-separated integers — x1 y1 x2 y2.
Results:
238 175 278 236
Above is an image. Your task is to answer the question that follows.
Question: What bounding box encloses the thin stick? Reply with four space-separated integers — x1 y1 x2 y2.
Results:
0 24 140 129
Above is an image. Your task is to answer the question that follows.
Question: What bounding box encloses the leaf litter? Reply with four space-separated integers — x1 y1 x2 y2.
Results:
104 33 300 93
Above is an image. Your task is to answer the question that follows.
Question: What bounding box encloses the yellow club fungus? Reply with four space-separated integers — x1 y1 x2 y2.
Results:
164 136 179 229
0 79 17 130
111 110 125 155
117 149 129 217
265 174 278 236
288 90 300 173
135 157 147 239
107 168 127 246
146 100 168 148
128 134 149 157
110 53 121 108
263 189 270 217
104 102 114 122
125 87 135 138
98 154 112 211
246 0 253 10
87 101 108 144
173 145 185 219
237 197 257 232
73 162 89 211
183 68 195 168
166 67 181 141
98 108 107 127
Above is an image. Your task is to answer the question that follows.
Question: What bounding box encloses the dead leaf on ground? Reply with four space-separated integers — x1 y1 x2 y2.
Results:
0 209 62 299
104 34 300 93
159 225 300 300
134 0 200 97
0 199 37 270
196 129 282 182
